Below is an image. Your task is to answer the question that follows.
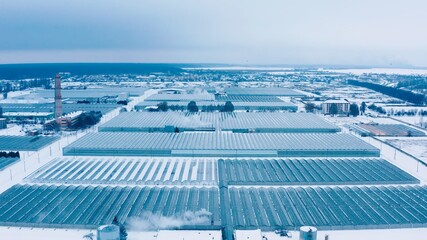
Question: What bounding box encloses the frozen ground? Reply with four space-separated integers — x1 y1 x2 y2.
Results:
383 137 427 163
0 124 26 136
2 227 427 240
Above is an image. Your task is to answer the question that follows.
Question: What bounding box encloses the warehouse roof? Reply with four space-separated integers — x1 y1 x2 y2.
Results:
224 87 305 96
1 103 119 114
63 132 379 157
221 158 419 185
27 87 147 99
0 136 59 151
145 94 215 102
99 112 341 133
215 95 284 102
135 101 297 108
27 157 217 186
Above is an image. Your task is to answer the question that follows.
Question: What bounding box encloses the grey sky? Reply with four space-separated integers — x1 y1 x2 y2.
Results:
0 0 426 66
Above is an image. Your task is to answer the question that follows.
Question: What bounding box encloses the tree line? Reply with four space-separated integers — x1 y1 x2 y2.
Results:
155 101 235 112
0 152 20 158
347 80 426 105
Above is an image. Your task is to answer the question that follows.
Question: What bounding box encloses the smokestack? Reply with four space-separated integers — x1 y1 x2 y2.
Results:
54 74 63 120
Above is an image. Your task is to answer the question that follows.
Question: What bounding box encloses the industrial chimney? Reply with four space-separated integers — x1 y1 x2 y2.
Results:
54 74 63 120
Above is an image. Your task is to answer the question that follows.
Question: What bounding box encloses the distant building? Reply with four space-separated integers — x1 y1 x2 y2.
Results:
57 111 83 128
116 92 129 102
54 74 63 121
0 118 6 129
3 112 54 123
322 99 350 115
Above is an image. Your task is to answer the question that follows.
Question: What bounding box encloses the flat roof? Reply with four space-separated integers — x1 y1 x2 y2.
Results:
63 132 379 157
222 158 419 185
27 157 217 186
1 103 119 114
99 112 341 133
145 94 215 102
135 101 297 108
0 136 59 151
224 87 305 97
0 184 220 229
26 157 417 186
29 87 148 99
215 95 284 102
3 112 53 117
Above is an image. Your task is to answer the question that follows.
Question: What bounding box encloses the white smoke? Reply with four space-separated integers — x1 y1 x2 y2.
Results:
127 209 212 231
181 114 213 128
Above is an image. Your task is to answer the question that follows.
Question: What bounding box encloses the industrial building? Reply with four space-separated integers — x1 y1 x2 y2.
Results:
145 93 215 102
350 123 425 137
63 132 380 157
0 118 7 129
0 102 119 114
0 136 59 151
98 112 341 133
17 87 147 103
26 157 417 186
222 87 306 97
3 112 54 123
0 184 220 229
322 99 350 115
27 157 218 186
0 84 425 240
135 101 298 112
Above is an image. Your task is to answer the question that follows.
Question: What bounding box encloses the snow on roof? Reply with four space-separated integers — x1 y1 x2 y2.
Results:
234 229 262 240
3 112 53 117
156 230 221 240
323 99 349 104
63 132 380 157
99 112 340 133
0 135 59 151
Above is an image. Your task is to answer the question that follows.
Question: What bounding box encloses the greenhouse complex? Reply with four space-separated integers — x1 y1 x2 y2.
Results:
98 112 341 133
0 98 426 240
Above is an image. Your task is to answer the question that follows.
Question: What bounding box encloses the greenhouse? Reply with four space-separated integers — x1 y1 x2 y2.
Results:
27 157 217 186
1 103 119 114
63 132 380 157
98 112 341 133
0 157 20 171
227 185 427 230
215 95 284 102
1 184 426 230
27 157 419 186
221 158 419 185
0 136 59 151
0 184 220 229
145 93 215 102
351 124 425 137
134 101 298 111
224 87 306 97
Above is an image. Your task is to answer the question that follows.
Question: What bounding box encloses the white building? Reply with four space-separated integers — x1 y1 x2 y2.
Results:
322 99 350 115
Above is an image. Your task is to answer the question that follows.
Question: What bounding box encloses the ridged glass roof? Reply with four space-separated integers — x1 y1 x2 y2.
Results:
99 112 341 132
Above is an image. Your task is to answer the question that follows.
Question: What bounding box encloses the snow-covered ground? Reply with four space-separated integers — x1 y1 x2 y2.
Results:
0 124 27 136
382 137 427 164
2 227 427 240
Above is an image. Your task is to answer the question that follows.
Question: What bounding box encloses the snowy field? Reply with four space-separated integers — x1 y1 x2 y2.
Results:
383 137 427 163
2 227 427 240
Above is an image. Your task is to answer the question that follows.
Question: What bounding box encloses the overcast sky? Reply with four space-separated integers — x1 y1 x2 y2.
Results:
0 0 426 67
